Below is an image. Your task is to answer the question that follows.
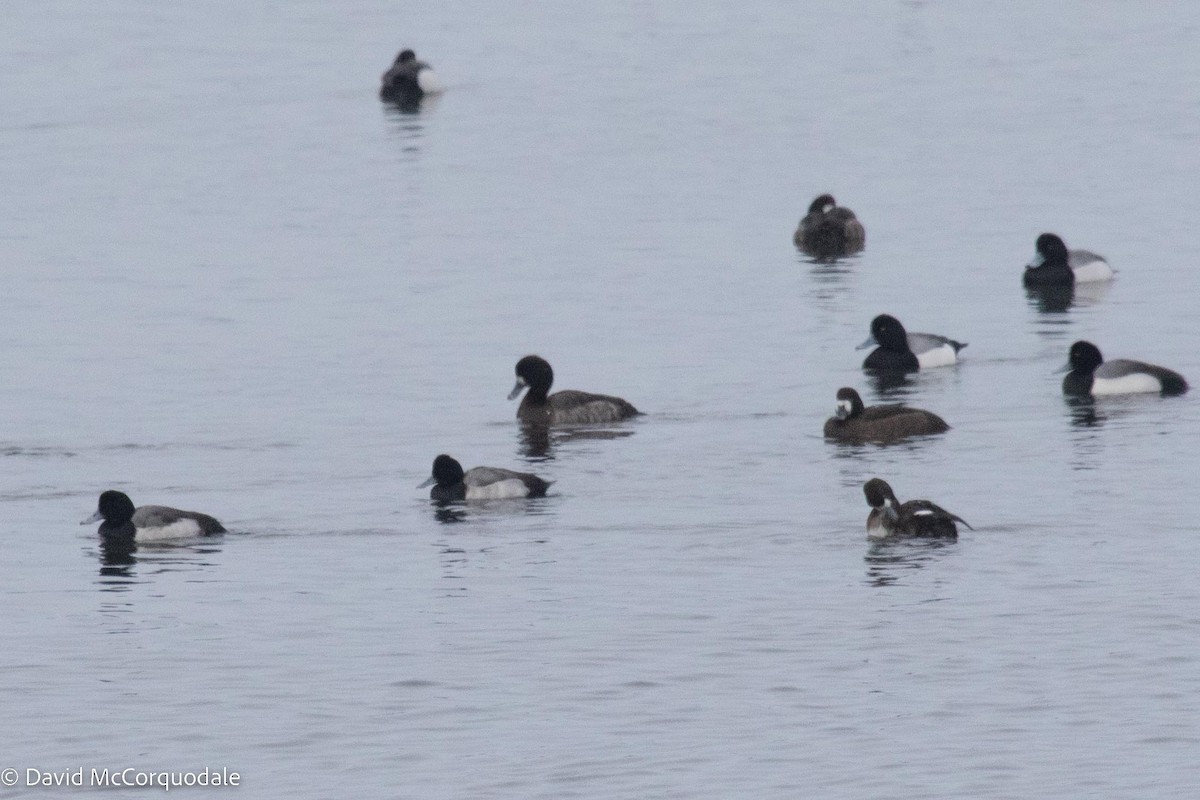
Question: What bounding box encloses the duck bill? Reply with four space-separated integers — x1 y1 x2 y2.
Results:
855 335 878 351
80 510 103 525
1026 253 1045 269
507 379 526 401
417 476 436 489
1054 362 1071 374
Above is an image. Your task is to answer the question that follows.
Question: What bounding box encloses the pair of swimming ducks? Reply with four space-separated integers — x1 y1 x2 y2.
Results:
417 355 639 501
795 194 1114 291
426 468 978 542
849 305 1185 394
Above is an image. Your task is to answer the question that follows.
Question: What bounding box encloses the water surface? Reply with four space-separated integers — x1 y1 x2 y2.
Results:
3 1 1199 797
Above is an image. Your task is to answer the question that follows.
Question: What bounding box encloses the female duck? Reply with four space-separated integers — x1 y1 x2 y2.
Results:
508 355 640 425
858 314 966 371
1061 340 1188 397
862 478 970 540
794 194 866 258
81 490 226 540
419 454 552 501
824 387 949 444
1024 233 1114 287
380 49 442 105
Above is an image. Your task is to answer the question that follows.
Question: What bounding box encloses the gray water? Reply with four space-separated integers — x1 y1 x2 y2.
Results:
4 1 1200 797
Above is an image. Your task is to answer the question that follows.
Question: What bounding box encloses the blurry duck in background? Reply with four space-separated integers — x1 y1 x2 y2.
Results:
794 194 865 259
380 49 442 110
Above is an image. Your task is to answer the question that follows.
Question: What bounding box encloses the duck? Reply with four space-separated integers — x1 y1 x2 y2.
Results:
858 314 966 371
379 49 442 106
823 387 949 444
1024 233 1114 287
80 490 226 540
508 355 640 425
862 478 970 540
419 454 552 501
1061 340 1188 397
793 194 866 258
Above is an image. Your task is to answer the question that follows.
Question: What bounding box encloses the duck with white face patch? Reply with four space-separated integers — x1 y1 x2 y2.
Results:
823 387 949 444
862 478 970 540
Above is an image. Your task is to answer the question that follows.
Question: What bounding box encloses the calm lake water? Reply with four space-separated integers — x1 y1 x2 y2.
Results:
4 1 1199 797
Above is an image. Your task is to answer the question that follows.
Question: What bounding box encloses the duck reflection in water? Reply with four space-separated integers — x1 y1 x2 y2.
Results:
430 497 554 525
803 258 857 312
93 536 224 588
98 533 138 569
517 422 636 461
1026 284 1076 314
863 369 916 397
1026 280 1113 317
864 538 956 587
434 507 469 524
1064 394 1104 428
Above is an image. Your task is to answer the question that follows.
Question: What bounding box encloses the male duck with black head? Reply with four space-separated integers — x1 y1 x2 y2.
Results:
508 355 641 425
862 478 971 541
1061 340 1188 397
81 490 226 541
1023 233 1114 287
419 455 552 501
858 314 966 373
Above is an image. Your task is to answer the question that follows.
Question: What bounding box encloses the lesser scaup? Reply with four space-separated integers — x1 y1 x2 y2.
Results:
824 387 949 444
419 454 552 501
508 355 640 425
1061 340 1188 397
858 314 966 371
862 478 970 540
794 194 866 258
380 49 442 106
81 490 226 540
1024 233 1114 287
